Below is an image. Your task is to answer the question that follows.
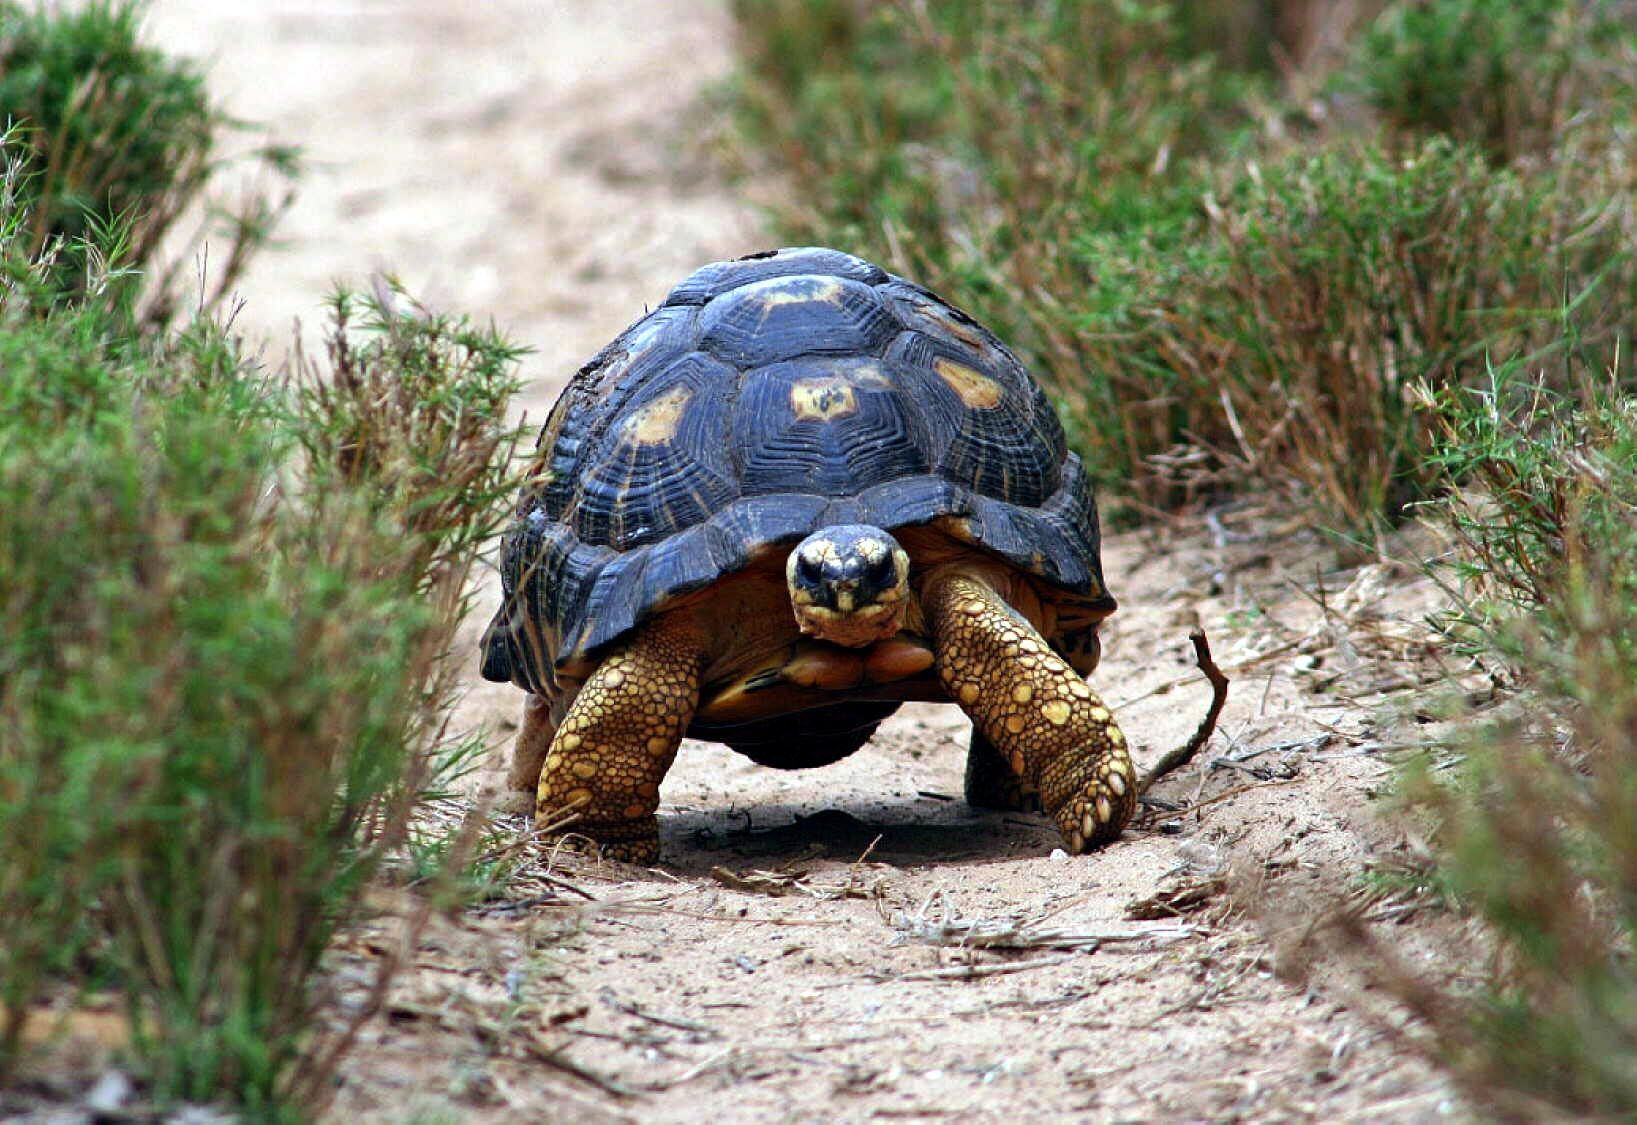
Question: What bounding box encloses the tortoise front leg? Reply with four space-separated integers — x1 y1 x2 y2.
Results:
926 570 1136 852
537 614 706 863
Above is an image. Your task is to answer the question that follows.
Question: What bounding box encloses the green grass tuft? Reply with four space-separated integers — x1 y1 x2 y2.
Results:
1346 0 1635 162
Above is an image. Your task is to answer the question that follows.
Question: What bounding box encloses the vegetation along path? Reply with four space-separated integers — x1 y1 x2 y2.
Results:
143 1 1464 1119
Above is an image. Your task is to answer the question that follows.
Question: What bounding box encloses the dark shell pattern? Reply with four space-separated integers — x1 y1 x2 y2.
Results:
482 247 1112 693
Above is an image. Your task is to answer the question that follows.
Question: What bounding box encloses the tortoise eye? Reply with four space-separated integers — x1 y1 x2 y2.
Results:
864 550 896 586
795 553 823 584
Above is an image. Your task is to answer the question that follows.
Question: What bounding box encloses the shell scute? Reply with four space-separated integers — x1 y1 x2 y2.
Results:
707 494 832 558
697 275 897 369
569 352 738 550
730 357 930 498
881 329 1063 506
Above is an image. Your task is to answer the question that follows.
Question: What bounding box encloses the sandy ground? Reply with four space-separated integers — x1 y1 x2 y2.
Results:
105 2 1467 1120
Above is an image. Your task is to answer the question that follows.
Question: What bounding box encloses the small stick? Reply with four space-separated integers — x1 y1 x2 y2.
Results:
892 953 1075 982
519 1038 639 1098
1181 777 1300 815
612 999 718 1036
852 833 882 866
651 1045 738 1090
1139 629 1230 795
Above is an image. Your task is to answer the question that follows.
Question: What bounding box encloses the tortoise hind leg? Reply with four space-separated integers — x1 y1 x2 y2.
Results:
537 614 706 863
964 729 1039 812
499 694 554 816
926 569 1136 852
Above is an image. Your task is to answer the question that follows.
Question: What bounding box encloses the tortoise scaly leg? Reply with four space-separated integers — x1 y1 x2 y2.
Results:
966 634 1086 810
501 694 555 815
537 614 706 863
926 571 1136 852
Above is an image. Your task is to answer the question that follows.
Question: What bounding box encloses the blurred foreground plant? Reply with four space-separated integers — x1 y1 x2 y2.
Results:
1350 350 1637 1118
0 172 525 1115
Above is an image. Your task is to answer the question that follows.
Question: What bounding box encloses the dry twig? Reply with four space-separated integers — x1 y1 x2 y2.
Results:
1139 629 1231 794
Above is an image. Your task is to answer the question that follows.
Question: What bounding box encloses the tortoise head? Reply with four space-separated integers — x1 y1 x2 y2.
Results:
787 525 911 648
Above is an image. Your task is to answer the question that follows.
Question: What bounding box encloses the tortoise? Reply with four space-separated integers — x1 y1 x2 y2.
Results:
480 246 1135 863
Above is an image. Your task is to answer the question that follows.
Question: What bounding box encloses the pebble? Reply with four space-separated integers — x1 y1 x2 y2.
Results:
85 1071 132 1114
1048 848 1070 863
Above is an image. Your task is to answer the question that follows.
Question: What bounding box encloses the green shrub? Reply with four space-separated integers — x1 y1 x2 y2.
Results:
944 136 1579 530
0 139 524 1114
1369 353 1637 1117
1347 0 1636 162
1423 345 1637 648
0 0 296 319
1107 139 1585 532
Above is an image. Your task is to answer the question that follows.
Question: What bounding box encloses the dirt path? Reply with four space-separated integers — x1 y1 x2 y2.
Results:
143 4 1459 1121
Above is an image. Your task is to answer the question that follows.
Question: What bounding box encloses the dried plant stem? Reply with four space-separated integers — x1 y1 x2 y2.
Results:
1139 629 1230 795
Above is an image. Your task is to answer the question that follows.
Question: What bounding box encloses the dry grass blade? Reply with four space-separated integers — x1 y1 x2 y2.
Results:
516 1040 640 1099
708 835 888 901
709 864 886 901
287 804 488 1110
608 999 719 1038
1140 629 1231 794
710 867 804 897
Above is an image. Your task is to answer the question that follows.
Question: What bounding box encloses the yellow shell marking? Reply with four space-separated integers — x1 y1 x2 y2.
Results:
933 357 1003 410
790 378 858 422
758 277 844 308
620 385 693 445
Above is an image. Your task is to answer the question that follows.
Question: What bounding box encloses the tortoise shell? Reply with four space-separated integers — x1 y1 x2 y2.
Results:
481 247 1112 694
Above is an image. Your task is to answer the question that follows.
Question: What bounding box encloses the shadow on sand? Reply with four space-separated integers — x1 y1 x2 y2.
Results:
652 799 1062 877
